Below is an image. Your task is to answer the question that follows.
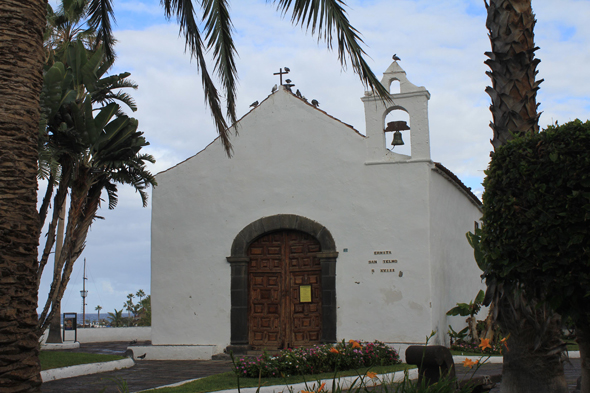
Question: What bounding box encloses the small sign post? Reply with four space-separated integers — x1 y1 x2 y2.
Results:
62 313 77 342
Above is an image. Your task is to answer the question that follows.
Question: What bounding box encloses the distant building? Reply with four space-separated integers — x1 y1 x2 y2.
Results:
145 61 484 360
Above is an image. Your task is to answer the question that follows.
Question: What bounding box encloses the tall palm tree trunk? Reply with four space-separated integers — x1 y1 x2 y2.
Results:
0 1 46 391
485 0 543 150
496 296 567 392
484 1 567 392
576 321 590 393
46 203 66 343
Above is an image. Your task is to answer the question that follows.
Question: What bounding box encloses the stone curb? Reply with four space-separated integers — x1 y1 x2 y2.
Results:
41 342 81 351
453 351 580 364
143 368 420 393
41 358 135 382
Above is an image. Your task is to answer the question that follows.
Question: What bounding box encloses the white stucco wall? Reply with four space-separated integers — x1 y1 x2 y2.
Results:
428 169 485 345
151 87 482 354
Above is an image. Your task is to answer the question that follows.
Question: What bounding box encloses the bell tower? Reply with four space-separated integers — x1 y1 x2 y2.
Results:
362 59 431 163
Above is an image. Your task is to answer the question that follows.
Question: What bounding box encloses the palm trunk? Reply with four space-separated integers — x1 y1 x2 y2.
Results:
497 296 568 393
484 2 566 390
0 1 46 391
46 202 66 343
485 0 542 150
576 323 590 393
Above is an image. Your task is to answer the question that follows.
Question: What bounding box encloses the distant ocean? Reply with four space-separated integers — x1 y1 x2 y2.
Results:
59 312 131 323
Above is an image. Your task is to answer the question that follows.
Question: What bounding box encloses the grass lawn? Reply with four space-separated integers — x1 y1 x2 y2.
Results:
565 340 579 351
39 351 125 371
145 364 414 393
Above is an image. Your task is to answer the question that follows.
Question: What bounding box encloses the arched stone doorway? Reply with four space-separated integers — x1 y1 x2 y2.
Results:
227 214 338 353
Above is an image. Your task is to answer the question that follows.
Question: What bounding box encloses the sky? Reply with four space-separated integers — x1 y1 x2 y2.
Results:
39 0 590 317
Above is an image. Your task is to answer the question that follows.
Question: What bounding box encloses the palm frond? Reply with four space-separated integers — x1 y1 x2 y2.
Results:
161 0 233 155
202 0 238 126
103 181 118 209
87 0 117 62
273 0 390 101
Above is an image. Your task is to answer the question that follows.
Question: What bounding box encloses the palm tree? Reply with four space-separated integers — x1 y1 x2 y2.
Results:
44 0 100 66
485 0 542 150
95 305 102 325
2 1 388 391
36 41 155 333
107 308 124 327
0 1 45 392
483 1 567 392
136 289 145 302
125 293 135 325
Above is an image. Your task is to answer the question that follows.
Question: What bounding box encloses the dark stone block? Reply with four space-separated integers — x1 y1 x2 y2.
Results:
322 277 335 291
316 228 336 251
225 345 249 355
230 233 249 257
230 306 248 344
231 263 248 278
321 260 337 277
322 289 336 306
231 289 248 307
294 216 323 239
231 276 247 291
321 306 337 342
405 345 455 386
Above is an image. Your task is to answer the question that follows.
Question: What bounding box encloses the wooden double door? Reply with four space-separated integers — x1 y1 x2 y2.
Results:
248 230 322 350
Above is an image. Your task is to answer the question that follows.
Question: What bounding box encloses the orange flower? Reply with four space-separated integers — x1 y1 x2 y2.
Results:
349 340 361 349
319 382 326 392
366 371 378 379
479 338 492 351
500 334 510 352
462 358 478 369
330 347 339 354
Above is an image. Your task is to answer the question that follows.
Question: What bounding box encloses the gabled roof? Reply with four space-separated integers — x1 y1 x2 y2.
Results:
157 87 364 176
432 162 482 210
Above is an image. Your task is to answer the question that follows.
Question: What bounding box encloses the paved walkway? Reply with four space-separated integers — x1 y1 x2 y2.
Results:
41 342 234 392
41 342 582 393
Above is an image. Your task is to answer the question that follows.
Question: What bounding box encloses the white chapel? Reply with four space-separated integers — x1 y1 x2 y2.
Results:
144 60 485 360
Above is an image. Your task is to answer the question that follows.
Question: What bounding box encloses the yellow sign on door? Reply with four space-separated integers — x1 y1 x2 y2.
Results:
300 285 312 303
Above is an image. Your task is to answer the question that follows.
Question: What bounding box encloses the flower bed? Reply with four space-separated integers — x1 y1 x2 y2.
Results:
232 340 401 378
451 337 505 355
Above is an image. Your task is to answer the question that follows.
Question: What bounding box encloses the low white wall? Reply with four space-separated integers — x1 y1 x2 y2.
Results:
77 327 151 343
40 327 151 344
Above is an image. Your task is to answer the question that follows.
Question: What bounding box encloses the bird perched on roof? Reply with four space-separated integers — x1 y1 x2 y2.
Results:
249 101 258 108
284 67 290 72
137 353 147 360
295 89 302 98
285 79 292 84
271 84 278 93
392 54 401 61
284 83 295 92
311 99 319 108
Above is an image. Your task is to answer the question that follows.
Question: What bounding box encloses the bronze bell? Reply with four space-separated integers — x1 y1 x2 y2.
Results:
391 131 404 146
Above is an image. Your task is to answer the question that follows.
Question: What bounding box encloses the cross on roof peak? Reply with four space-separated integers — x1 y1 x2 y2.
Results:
273 67 290 85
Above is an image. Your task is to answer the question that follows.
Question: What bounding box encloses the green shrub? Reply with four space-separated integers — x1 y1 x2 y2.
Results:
481 119 590 322
233 340 401 378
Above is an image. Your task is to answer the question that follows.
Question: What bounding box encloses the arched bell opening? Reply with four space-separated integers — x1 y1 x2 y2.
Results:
388 78 401 94
384 107 411 157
